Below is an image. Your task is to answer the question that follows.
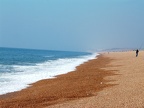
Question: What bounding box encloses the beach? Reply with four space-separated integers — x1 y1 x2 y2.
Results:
0 51 144 108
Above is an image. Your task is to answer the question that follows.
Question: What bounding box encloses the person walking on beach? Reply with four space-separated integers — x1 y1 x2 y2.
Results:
136 49 139 57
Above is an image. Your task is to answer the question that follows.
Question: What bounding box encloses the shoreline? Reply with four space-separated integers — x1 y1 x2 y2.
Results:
0 54 115 107
0 52 97 96
1 51 144 108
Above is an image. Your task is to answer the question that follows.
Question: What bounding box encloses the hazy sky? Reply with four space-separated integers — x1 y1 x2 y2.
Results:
0 0 144 51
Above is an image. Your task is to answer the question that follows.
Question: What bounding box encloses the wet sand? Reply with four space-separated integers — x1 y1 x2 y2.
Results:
1 51 144 108
0 55 114 108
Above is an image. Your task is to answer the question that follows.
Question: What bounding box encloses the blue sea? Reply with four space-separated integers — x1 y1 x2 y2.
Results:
0 47 98 95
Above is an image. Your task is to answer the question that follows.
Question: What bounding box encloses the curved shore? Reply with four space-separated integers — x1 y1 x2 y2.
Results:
0 54 114 108
1 51 144 108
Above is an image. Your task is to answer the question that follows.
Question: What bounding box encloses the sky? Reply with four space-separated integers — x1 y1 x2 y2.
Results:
0 0 144 51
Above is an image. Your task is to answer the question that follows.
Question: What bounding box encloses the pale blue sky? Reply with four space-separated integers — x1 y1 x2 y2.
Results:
0 0 144 51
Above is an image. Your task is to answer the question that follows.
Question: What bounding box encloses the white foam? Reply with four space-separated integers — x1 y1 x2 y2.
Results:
0 53 98 95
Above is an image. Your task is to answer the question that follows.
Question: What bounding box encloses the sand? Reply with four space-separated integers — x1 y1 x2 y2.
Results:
0 51 144 108
47 51 144 108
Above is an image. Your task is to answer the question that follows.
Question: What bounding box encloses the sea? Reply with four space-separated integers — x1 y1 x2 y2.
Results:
0 47 98 95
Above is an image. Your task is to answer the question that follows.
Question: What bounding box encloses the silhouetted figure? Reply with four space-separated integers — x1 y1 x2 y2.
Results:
136 49 139 57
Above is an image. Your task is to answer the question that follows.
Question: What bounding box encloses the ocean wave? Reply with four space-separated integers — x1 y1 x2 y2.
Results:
0 53 98 95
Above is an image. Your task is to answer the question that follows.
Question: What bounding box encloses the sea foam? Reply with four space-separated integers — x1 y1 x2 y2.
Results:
0 53 98 95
